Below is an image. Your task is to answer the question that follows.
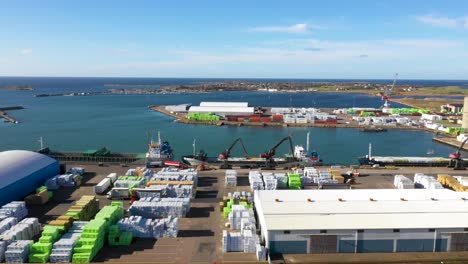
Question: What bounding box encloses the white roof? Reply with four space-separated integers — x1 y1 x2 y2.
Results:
0 150 58 189
255 189 468 231
189 106 254 113
200 102 248 107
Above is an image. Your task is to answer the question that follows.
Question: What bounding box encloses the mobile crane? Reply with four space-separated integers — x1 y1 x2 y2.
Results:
449 137 468 170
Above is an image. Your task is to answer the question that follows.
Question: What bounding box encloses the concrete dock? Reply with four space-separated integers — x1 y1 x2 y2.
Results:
433 136 468 151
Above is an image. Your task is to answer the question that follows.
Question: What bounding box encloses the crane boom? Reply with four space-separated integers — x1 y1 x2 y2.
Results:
218 138 249 159
260 135 294 159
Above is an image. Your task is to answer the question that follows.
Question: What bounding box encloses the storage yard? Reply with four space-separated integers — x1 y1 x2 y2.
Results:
150 102 462 137
7 149 468 263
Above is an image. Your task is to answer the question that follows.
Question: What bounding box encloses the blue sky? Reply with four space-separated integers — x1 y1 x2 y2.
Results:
0 0 467 79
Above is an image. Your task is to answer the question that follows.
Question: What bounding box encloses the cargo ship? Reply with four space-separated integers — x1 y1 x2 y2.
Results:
358 143 468 167
146 132 174 167
182 134 322 168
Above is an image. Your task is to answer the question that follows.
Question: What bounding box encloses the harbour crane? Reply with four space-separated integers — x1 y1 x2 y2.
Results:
381 73 398 109
259 135 294 159
448 138 468 170
259 135 295 169
218 138 249 160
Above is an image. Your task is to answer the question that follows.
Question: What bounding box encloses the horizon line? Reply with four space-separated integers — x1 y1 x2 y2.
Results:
0 75 468 81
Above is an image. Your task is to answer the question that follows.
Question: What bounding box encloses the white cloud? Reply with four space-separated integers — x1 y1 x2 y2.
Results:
250 23 308 33
415 14 468 29
19 49 32 55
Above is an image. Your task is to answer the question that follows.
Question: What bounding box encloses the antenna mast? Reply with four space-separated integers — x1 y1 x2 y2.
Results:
306 132 310 153
192 139 196 156
158 131 161 145
38 137 43 149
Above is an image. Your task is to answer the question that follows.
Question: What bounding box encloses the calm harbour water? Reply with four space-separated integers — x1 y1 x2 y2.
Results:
0 77 464 165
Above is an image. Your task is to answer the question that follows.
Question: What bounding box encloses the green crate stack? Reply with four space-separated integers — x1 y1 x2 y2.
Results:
222 199 253 218
108 225 133 246
29 225 62 263
287 173 301 189
72 202 125 263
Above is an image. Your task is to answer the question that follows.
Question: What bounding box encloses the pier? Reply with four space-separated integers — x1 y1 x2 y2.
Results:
0 106 24 124
432 136 468 151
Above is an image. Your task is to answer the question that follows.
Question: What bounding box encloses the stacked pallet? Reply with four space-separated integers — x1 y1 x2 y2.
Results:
114 176 146 188
25 186 51 205
129 197 190 218
228 205 255 230
222 231 243 252
65 196 99 221
68 167 85 175
57 174 82 187
262 174 277 190
5 240 33 263
415 174 444 189
118 216 178 238
288 173 301 189
0 218 18 235
108 225 133 246
151 168 198 186
394 175 415 189
159 185 194 198
49 222 87 263
248 171 264 190
45 175 60 190
225 170 237 187
0 201 28 221
272 173 287 189
242 229 258 253
0 218 41 241
72 203 124 263
28 225 62 263
438 174 468 192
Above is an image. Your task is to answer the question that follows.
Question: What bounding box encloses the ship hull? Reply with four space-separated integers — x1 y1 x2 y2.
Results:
358 156 468 167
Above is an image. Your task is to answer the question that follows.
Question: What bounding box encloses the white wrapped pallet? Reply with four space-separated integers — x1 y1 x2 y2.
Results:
228 205 255 230
225 175 237 187
0 218 41 241
57 174 75 187
129 197 190 218
0 202 28 222
248 171 264 191
242 229 258 253
262 175 277 190
414 174 441 189
0 218 18 236
118 216 178 238
393 175 414 189
68 167 85 175
222 231 244 252
45 175 60 190
154 185 194 198
94 177 112 194
106 173 118 183
5 240 33 263
274 173 288 189
49 221 87 263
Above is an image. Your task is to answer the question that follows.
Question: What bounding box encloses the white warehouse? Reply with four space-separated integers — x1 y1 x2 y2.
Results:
189 102 254 116
200 102 249 107
254 189 468 255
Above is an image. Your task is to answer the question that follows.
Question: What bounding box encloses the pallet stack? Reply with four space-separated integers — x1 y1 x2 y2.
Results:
0 201 28 221
64 196 99 221
49 221 87 263
225 170 237 187
118 216 178 238
5 240 33 263
394 175 415 189
129 197 190 218
0 218 41 241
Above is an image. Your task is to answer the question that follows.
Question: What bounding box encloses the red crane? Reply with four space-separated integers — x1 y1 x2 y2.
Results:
218 138 249 160
449 137 468 170
259 135 294 159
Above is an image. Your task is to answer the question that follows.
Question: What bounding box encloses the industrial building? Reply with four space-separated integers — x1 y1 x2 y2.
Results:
254 189 468 255
0 150 60 205
188 102 254 117
164 104 191 112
